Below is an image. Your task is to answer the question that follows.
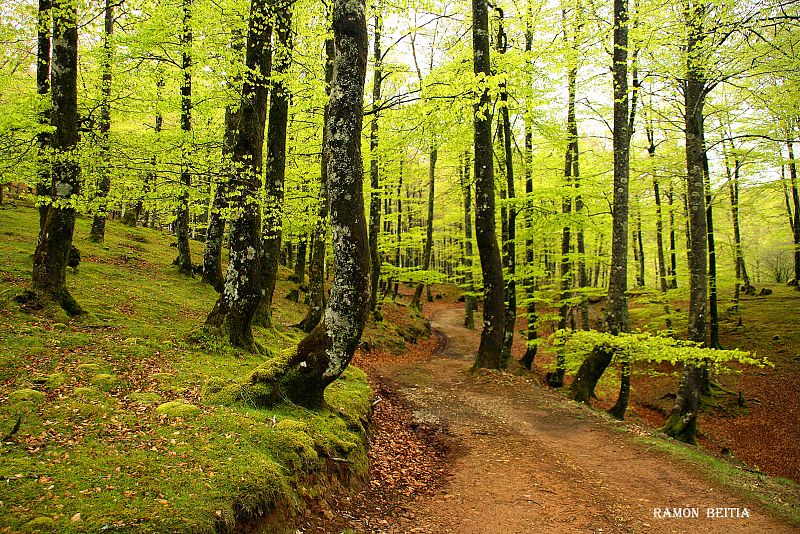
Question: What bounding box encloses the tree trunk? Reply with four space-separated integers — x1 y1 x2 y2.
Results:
173 0 193 276
570 0 629 402
787 135 800 286
471 0 505 370
667 183 678 288
35 0 52 233
368 10 382 312
634 203 645 288
411 145 436 310
31 0 83 316
650 126 669 293
204 0 273 350
702 125 721 349
392 156 403 300
496 13 516 368
256 0 293 327
88 0 114 243
724 139 752 305
297 42 334 333
461 151 477 329
275 0 370 406
520 24 538 368
660 0 709 444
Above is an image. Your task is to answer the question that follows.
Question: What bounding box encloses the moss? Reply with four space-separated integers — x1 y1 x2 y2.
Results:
231 459 289 521
9 388 46 404
73 386 104 399
90 373 120 390
43 373 65 389
274 418 311 433
128 391 161 404
202 378 279 408
249 350 293 383
266 429 319 471
52 323 68 331
76 363 102 374
22 516 55 532
155 401 202 418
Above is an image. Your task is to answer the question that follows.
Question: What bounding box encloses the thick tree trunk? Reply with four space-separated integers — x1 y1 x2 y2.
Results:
661 0 709 443
411 145 436 310
204 0 273 350
256 0 293 327
276 0 370 406
368 11 382 312
88 0 114 243
570 0 629 402
31 0 83 316
173 0 193 276
471 0 505 370
35 0 52 233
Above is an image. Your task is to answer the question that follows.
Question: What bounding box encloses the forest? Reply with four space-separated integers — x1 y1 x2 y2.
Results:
1 0 799 530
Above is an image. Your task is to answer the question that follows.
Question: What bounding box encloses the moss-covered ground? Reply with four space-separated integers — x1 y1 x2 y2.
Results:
0 205 382 533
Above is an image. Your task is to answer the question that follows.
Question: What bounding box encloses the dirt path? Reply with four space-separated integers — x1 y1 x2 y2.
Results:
303 304 796 533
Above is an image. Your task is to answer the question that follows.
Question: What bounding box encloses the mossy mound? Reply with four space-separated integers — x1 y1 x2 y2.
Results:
22 516 55 532
76 363 102 374
202 378 279 408
73 386 104 399
9 388 45 404
156 400 202 418
90 373 120 389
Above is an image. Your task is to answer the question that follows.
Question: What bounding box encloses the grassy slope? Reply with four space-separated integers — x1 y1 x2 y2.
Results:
0 205 372 533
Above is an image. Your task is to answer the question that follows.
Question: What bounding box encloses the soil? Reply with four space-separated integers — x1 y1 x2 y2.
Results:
298 303 797 533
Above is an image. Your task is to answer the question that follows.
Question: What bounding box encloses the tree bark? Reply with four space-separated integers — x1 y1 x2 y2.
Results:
661 0 709 443
471 0 505 370
724 140 752 304
31 0 83 316
204 0 273 350
173 0 193 276
256 0 293 327
570 0 629 402
88 0 114 243
368 10 383 313
667 183 678 289
275 0 370 406
496 11 516 369
461 151 476 329
787 133 800 286
35 0 52 233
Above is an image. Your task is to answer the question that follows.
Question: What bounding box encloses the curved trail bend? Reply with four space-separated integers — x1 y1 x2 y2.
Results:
369 305 794 534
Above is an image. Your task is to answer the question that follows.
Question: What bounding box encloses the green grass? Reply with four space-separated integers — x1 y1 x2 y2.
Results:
0 205 372 533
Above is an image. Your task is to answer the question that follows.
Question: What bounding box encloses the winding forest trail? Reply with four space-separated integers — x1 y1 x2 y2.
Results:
307 303 797 533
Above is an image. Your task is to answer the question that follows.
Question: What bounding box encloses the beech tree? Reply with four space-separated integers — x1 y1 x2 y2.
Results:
471 0 505 370
30 0 83 316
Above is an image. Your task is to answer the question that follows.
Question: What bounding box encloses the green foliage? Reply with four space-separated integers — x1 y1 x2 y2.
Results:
553 329 772 373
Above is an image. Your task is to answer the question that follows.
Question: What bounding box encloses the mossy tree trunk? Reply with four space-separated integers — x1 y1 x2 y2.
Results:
570 0 630 402
88 0 114 243
173 0 193 276
204 0 273 350
256 0 293 327
202 32 245 293
660 0 709 443
31 0 83 317
275 0 370 406
471 0 505 370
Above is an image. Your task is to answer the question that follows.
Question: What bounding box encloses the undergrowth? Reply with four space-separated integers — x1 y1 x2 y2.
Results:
0 205 377 533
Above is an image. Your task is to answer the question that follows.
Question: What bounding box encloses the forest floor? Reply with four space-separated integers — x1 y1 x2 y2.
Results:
300 299 800 534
